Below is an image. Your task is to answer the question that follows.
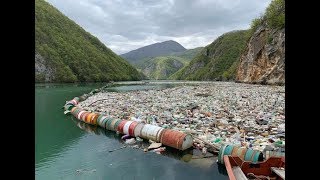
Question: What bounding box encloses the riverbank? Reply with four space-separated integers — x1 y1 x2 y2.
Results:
78 81 285 154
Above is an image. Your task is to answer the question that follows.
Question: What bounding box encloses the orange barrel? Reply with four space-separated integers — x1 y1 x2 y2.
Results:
134 123 145 137
86 113 95 123
81 112 90 122
117 120 129 134
128 121 138 136
160 129 193 150
91 114 102 125
123 121 134 135
91 113 100 125
265 151 285 159
77 110 86 120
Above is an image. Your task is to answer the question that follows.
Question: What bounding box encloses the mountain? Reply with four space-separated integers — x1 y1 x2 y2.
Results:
236 0 285 85
138 56 187 80
136 47 203 79
120 40 187 65
169 47 204 61
35 0 144 83
170 30 250 80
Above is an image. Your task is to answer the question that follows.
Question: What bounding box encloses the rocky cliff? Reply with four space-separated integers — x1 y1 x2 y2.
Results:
236 23 285 85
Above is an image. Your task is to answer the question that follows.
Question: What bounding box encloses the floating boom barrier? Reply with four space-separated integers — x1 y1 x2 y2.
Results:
63 94 193 151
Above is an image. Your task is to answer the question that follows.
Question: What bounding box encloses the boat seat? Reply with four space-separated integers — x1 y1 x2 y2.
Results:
271 167 285 179
232 166 248 180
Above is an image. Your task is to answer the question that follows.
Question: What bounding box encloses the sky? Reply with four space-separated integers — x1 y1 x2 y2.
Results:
46 0 272 54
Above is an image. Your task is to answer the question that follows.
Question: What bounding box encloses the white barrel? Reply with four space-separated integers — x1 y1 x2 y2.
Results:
149 126 163 142
156 128 164 142
134 123 144 137
77 111 86 120
181 134 194 151
140 124 162 141
123 121 134 135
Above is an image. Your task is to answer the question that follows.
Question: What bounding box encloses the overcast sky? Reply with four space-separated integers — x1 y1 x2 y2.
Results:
46 0 271 54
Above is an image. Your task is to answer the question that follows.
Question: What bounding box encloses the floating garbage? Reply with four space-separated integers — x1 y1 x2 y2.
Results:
63 82 285 153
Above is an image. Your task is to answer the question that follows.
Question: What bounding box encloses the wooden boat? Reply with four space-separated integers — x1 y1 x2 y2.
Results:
223 155 285 180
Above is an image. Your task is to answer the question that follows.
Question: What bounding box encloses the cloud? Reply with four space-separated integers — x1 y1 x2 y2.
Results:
46 0 272 54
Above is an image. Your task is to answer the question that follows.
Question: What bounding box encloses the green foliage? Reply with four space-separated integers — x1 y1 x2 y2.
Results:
250 0 284 32
265 0 285 29
35 0 143 82
138 56 186 79
170 30 250 80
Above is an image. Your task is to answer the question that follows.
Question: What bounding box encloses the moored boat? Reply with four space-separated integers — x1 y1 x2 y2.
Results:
223 155 285 180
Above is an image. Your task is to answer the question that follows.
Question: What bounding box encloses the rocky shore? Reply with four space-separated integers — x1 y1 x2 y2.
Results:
78 82 285 154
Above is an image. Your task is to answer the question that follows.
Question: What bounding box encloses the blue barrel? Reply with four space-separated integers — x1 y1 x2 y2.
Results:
243 148 263 163
218 145 263 164
218 145 235 164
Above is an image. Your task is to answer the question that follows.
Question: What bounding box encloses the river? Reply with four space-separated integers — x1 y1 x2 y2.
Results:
35 82 228 180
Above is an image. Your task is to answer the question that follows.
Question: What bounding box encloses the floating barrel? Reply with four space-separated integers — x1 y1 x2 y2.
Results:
134 123 145 137
97 116 108 128
64 104 74 111
218 145 234 164
81 112 90 122
86 113 95 124
244 148 262 163
140 124 163 142
113 119 122 131
72 108 81 116
91 113 99 125
128 121 138 136
70 107 77 113
73 97 80 102
160 129 193 150
77 110 86 120
117 120 129 134
265 150 285 160
218 145 263 164
79 95 86 101
106 118 117 131
123 121 134 135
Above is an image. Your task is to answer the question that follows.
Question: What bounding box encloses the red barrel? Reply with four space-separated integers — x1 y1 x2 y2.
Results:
123 121 134 135
117 120 129 133
160 129 193 150
91 113 100 125
128 121 138 136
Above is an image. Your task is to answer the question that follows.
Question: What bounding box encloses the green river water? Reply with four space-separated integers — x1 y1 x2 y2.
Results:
35 82 228 180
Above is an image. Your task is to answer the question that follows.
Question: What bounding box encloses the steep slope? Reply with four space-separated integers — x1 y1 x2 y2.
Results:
169 47 204 61
35 0 143 83
138 56 187 80
120 40 186 65
170 30 250 80
236 0 285 85
135 47 203 79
